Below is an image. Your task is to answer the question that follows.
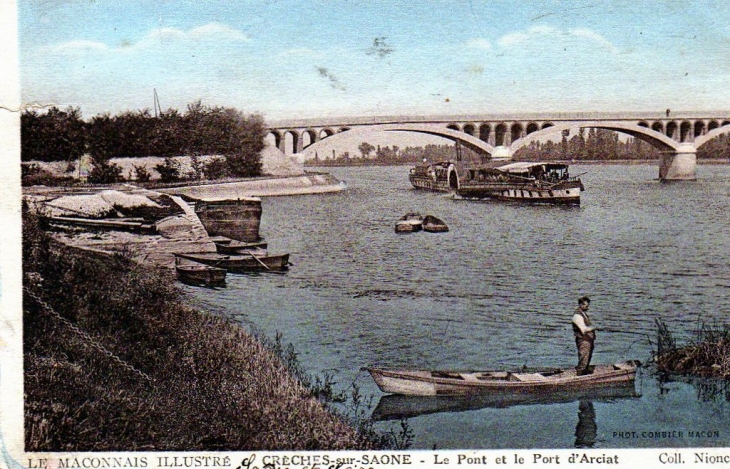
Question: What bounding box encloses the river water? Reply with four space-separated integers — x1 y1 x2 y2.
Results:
184 163 730 449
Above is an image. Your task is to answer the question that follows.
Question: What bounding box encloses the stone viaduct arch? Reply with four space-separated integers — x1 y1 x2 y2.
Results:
511 121 681 154
278 123 496 158
693 122 730 149
268 112 730 180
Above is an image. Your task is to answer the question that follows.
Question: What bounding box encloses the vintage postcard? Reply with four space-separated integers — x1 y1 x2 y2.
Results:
3 1 730 468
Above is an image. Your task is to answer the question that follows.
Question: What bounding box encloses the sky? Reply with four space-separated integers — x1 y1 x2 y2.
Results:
16 0 730 125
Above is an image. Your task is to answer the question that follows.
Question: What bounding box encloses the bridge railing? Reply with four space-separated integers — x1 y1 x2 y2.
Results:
269 111 730 129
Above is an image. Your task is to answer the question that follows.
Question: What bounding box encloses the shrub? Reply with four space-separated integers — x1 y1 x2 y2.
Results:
88 158 124 184
21 163 75 187
133 164 152 182
203 157 229 180
155 157 182 183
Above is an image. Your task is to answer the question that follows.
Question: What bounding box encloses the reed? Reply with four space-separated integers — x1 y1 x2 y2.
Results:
655 317 730 379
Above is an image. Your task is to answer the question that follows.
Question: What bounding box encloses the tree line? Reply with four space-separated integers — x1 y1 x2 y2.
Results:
304 128 729 167
305 143 462 166
516 127 729 161
21 101 266 184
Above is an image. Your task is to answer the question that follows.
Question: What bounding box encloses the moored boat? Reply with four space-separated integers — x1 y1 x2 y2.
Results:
422 215 449 233
214 239 269 255
174 257 227 287
194 197 263 242
174 251 290 272
366 361 640 396
395 212 424 233
409 160 584 205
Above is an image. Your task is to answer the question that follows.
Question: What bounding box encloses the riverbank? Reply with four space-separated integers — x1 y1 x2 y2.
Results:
22 210 380 451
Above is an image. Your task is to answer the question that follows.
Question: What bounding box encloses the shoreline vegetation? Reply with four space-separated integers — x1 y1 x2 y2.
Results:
23 209 405 451
655 318 730 379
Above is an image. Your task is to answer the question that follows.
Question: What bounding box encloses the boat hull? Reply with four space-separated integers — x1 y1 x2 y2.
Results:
372 381 639 421
175 265 227 287
409 175 451 193
367 361 639 396
194 198 262 242
214 240 268 255
456 183 582 205
175 252 290 272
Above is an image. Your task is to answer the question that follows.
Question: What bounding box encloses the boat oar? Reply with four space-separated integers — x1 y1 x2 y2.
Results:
242 251 271 270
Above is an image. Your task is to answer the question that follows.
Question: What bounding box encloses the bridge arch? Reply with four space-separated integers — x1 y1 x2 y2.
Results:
693 122 730 148
510 121 681 154
300 123 496 157
479 124 491 142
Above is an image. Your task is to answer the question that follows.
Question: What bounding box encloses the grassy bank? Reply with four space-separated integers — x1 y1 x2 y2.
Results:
655 318 730 379
23 209 384 451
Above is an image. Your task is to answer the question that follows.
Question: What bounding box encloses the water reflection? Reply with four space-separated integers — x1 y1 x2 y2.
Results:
574 401 596 448
658 373 730 403
371 384 639 421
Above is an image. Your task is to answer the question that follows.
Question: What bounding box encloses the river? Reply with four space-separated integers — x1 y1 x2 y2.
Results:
183 163 730 449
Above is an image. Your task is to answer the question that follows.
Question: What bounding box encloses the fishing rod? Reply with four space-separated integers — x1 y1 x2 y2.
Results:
597 327 650 337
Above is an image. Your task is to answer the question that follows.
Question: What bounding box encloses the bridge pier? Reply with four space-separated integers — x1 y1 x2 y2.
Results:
659 143 697 181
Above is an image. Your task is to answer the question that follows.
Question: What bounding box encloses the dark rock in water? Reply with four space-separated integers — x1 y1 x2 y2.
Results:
422 214 449 233
395 212 423 233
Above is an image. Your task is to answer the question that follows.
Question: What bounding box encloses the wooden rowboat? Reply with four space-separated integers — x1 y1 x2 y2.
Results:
174 258 227 287
371 381 639 421
214 239 268 255
366 361 640 396
174 251 290 272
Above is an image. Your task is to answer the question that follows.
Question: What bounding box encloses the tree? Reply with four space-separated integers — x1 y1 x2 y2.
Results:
21 107 86 162
221 110 266 177
358 142 375 158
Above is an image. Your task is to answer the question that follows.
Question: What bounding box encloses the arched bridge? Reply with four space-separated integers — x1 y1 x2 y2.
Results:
267 111 730 180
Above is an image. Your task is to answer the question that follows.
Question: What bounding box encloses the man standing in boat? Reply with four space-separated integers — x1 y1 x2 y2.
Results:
572 296 596 375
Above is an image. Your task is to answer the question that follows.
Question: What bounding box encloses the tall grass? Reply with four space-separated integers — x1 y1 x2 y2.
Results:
655 317 730 379
23 209 385 451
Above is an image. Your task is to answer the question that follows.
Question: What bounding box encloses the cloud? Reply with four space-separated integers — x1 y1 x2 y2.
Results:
45 22 250 56
497 25 617 52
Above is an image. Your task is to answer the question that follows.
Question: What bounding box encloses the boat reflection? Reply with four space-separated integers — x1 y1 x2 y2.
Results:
574 401 597 448
371 383 639 422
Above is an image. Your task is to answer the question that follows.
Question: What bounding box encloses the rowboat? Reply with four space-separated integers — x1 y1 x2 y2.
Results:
395 213 424 233
174 251 290 272
174 257 227 287
422 215 449 233
214 239 268 255
365 361 640 396
371 381 639 421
